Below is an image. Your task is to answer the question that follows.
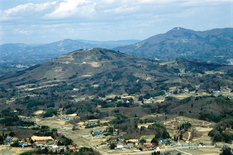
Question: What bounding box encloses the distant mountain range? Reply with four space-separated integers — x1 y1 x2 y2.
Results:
1 48 233 97
0 39 140 76
114 27 233 64
1 27 233 77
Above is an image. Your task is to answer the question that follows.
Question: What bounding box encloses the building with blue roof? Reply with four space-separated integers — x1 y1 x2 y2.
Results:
5 137 13 140
88 122 94 125
94 131 101 135
5 137 13 144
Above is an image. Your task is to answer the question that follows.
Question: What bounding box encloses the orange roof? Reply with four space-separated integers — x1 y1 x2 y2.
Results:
69 146 75 150
146 144 153 148
36 142 46 144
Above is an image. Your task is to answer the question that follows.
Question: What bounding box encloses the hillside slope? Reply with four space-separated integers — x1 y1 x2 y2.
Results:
0 39 139 76
1 48 233 97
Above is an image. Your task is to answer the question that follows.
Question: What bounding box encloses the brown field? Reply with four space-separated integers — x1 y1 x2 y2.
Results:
0 145 34 155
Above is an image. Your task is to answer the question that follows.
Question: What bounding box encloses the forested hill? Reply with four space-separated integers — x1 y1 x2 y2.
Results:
1 48 233 98
114 27 233 64
0 39 139 76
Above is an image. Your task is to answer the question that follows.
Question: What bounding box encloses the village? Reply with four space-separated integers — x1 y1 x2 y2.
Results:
4 85 233 106
1 85 233 154
0 109 232 155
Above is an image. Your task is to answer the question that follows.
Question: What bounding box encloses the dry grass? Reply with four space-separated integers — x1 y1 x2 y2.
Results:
0 145 34 155
138 123 154 129
161 116 215 145
33 110 44 115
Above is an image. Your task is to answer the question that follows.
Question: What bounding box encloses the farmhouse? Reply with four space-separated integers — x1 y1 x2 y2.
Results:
115 145 124 149
35 141 46 147
140 144 156 151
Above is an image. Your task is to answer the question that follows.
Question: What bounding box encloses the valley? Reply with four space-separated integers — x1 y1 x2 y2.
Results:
0 48 233 155
0 109 227 155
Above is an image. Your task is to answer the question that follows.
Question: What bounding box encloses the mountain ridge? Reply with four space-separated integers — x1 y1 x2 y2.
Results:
114 27 233 64
0 39 140 76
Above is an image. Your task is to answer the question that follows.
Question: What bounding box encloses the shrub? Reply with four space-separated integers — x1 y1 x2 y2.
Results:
139 138 146 145
109 143 117 149
11 141 20 147
178 122 191 131
179 97 192 104
44 109 57 117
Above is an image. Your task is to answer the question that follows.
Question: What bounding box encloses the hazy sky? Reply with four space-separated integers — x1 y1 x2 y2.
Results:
1 0 233 44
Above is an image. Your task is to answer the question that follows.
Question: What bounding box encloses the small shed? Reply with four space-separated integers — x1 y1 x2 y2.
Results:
115 145 124 149
88 122 94 125
94 131 101 135
19 142 23 146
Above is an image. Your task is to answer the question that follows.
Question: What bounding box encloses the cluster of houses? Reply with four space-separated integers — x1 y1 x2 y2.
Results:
34 141 82 153
5 137 33 147
18 116 35 122
138 139 176 151
90 130 170 152
86 122 98 126
91 130 136 151
114 143 134 150
90 129 201 153
34 141 67 153
104 96 134 104
4 135 82 153
57 117 70 120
